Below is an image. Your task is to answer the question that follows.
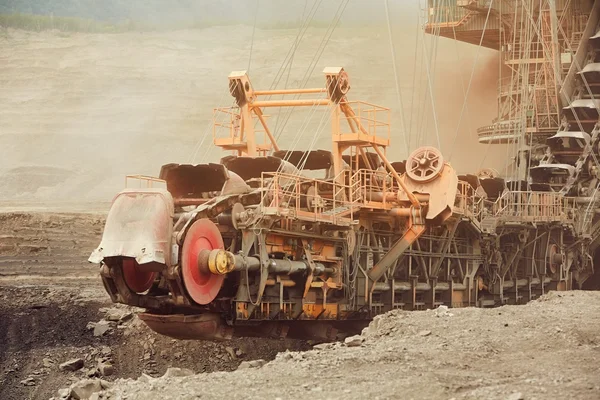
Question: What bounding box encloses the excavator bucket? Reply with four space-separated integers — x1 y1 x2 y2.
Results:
89 188 174 266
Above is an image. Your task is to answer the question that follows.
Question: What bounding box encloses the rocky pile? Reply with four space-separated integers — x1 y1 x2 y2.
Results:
73 291 600 400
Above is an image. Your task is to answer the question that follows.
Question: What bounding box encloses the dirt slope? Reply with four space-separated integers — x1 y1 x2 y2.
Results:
98 291 600 400
0 211 105 278
0 283 309 400
0 211 308 400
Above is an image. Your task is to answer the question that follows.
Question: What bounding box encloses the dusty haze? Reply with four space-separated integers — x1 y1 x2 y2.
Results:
0 1 506 202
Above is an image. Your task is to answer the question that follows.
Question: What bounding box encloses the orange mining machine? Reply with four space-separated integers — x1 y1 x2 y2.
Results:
91 58 599 340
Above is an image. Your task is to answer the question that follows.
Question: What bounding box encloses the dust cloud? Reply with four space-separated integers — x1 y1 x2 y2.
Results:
0 0 504 202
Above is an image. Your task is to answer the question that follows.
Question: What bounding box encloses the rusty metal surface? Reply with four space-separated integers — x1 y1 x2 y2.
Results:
159 163 228 198
138 313 233 340
273 149 333 170
220 155 298 181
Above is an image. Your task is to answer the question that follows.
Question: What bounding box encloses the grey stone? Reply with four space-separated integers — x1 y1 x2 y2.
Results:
344 335 365 347
313 343 332 350
418 330 432 337
507 393 524 400
249 359 266 368
93 320 112 337
225 346 237 359
42 357 55 368
69 379 103 400
163 367 194 378
105 308 133 323
100 380 112 389
435 305 453 317
237 359 266 370
237 361 251 370
100 346 112 357
59 358 84 372
20 377 36 386
98 362 114 376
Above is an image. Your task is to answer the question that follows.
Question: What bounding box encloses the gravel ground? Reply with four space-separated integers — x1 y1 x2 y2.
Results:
0 212 308 400
95 291 600 400
0 283 309 400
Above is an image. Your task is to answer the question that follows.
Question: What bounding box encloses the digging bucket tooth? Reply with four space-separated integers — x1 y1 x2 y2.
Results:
138 313 234 340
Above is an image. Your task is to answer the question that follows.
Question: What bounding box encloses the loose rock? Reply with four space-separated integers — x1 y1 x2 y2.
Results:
344 335 365 347
42 357 55 368
105 308 133 323
237 359 266 370
434 305 453 317
98 362 114 377
20 377 36 386
225 346 237 359
59 358 84 372
69 379 102 400
162 367 194 378
93 320 113 337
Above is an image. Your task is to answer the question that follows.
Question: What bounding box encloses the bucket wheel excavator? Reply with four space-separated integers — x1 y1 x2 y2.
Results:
90 62 596 340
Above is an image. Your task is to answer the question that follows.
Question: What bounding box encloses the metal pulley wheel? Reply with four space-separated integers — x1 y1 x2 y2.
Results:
304 186 319 211
181 219 225 305
122 258 157 293
406 146 444 183
547 243 563 274
477 168 499 179
336 70 350 96
328 70 350 102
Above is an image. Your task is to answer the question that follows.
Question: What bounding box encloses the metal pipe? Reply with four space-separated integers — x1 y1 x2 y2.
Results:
389 207 412 217
197 249 334 276
575 195 600 204
369 191 397 202
254 88 326 95
254 108 281 151
252 99 330 108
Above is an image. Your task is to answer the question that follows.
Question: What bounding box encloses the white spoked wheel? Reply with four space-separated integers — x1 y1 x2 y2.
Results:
406 146 444 183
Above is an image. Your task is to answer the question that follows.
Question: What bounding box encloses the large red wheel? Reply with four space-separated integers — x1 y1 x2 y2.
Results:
181 219 225 305
122 259 156 293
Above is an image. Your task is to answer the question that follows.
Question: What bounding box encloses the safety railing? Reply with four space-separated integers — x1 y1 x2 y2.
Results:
125 175 166 189
492 190 577 223
338 101 390 145
212 106 271 154
212 106 239 143
350 168 399 208
259 170 360 226
453 181 484 222
425 5 471 27
477 119 522 143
